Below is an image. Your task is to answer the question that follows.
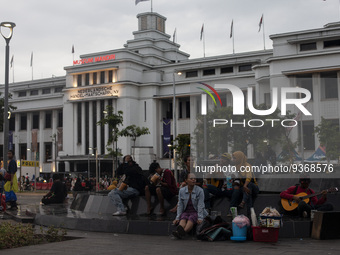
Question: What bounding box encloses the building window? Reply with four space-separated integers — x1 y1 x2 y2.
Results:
30 90 39 96
239 64 252 72
42 88 51 94
221 66 233 74
77 74 82 86
92 72 97 85
100 71 105 84
321 72 338 99
9 114 15 131
20 114 27 130
296 74 313 100
302 121 315 150
32 113 40 129
18 91 26 97
162 100 173 119
185 71 198 78
58 110 63 128
300 42 317 51
44 142 52 162
179 98 190 119
45 111 52 129
85 73 90 85
203 69 215 76
19 143 27 160
109 70 113 83
54 87 63 93
324 39 340 48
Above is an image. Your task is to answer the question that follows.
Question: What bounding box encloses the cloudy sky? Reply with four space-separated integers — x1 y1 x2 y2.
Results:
0 0 339 83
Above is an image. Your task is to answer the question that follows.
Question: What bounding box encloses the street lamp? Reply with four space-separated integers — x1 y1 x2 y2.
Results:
167 144 172 170
0 21 15 170
172 71 182 182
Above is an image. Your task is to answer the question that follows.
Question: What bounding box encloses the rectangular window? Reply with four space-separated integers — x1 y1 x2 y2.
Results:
186 101 190 118
9 114 15 131
20 114 27 130
77 103 82 144
221 66 233 74
93 72 97 85
58 110 63 128
45 111 52 129
302 121 315 150
32 113 40 129
42 88 51 94
44 142 52 162
54 87 63 93
77 74 82 86
85 73 90 85
30 90 39 96
296 74 313 100
19 143 27 160
144 101 147 122
239 64 252 72
109 70 113 83
203 69 215 76
300 42 317 51
18 91 26 97
185 71 198 78
321 72 338 99
162 100 173 119
100 71 105 84
324 39 340 48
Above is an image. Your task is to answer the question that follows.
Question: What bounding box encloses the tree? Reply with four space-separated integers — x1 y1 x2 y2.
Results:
0 92 17 132
97 105 124 177
171 134 191 169
119 124 150 157
314 117 340 163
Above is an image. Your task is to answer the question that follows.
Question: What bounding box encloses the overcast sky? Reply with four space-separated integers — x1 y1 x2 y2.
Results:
0 0 339 83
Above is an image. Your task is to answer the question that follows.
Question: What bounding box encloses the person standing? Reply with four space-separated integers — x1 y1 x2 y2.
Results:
4 150 18 210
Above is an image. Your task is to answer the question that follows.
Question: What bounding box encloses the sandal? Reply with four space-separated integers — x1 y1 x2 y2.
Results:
146 207 155 215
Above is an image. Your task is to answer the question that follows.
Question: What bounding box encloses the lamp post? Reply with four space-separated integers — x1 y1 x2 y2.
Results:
172 71 181 182
0 22 15 170
167 144 172 170
88 147 92 179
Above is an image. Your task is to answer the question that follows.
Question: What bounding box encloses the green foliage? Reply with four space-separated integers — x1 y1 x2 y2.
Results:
172 134 191 169
314 117 340 162
0 222 67 249
119 124 150 147
0 92 17 132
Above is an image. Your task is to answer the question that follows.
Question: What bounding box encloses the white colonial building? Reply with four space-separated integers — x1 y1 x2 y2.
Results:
1 12 340 177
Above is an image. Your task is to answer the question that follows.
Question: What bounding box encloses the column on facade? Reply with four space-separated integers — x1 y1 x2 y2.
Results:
39 111 44 173
96 101 101 154
73 103 78 155
14 113 20 159
104 100 110 155
52 109 58 172
26 113 32 160
81 102 86 155
89 101 94 150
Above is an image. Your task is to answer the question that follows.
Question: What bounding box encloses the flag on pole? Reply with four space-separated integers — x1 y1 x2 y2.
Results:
30 52 33 67
258 14 263 32
230 20 233 38
72 44 74 54
10 55 14 68
173 28 176 43
200 23 204 41
135 0 150 5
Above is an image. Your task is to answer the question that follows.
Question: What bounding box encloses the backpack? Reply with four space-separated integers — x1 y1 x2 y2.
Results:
196 216 231 241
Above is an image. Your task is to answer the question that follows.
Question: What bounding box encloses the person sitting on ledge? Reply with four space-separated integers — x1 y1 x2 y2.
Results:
109 155 146 216
41 174 67 205
280 174 333 218
172 173 208 239
145 162 177 216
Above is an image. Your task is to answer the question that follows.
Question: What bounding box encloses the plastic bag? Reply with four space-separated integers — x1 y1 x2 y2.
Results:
4 173 18 193
232 215 250 228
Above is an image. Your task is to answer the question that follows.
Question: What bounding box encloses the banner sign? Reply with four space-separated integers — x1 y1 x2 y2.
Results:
163 119 171 157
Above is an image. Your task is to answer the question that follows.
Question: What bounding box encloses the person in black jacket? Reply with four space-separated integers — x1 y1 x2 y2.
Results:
108 155 146 216
41 174 67 205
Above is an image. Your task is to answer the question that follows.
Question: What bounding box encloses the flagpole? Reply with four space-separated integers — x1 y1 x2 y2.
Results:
203 26 206 58
232 20 235 54
262 15 266 50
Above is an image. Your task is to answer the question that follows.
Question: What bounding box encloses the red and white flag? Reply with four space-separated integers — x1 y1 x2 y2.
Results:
258 14 263 32
200 23 204 41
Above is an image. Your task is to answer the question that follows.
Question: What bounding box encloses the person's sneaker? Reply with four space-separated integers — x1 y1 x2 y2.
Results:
177 225 186 237
302 211 308 218
112 211 126 216
172 230 182 239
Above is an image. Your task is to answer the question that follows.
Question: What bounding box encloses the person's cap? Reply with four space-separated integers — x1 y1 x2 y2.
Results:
221 152 231 161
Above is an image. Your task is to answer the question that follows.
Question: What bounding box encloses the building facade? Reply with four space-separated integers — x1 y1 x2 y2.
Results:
1 12 340 177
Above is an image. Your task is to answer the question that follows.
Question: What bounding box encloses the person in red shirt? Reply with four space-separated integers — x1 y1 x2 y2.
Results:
145 162 177 216
280 175 333 217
